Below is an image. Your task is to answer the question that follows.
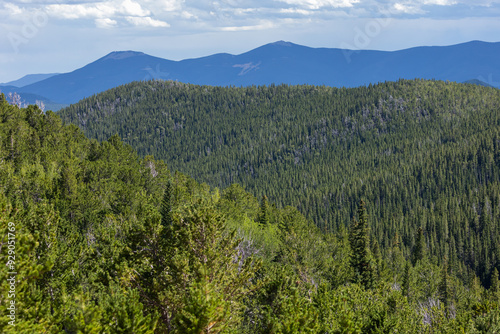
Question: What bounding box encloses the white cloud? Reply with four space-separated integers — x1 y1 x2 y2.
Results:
280 7 314 15
126 16 170 27
121 0 149 16
220 21 274 31
46 0 150 19
393 3 425 14
46 3 117 19
4 3 23 15
422 0 457 5
276 0 359 10
161 0 184 12
95 17 117 28
44 0 176 29
232 8 258 15
180 10 196 19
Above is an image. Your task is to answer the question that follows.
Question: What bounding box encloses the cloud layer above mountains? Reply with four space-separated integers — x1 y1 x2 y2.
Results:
1 0 500 82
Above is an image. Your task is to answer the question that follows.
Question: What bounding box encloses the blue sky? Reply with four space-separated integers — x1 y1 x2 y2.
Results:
1 0 500 82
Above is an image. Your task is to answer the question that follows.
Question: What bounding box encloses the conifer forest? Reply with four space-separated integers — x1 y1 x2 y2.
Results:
1 79 500 332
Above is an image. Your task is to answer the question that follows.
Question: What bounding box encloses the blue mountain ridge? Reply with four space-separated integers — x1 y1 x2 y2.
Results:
8 40 500 106
0 73 59 87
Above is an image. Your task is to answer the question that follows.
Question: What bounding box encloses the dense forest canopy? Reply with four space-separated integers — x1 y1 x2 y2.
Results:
59 79 500 288
1 77 499 332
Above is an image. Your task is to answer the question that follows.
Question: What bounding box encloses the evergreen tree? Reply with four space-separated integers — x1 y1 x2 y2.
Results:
161 180 173 228
411 226 426 266
371 240 383 281
259 195 270 227
402 261 411 299
438 259 450 314
349 200 374 289
142 197 262 333
490 267 499 302
480 197 491 234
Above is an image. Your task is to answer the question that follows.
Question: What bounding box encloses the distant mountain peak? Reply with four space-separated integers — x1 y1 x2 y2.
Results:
271 41 294 47
102 51 145 61
1 73 59 88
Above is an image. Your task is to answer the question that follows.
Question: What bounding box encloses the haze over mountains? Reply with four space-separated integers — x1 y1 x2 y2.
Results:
0 73 59 88
1 40 499 108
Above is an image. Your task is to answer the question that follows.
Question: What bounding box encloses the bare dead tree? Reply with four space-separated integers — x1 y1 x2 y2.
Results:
7 92 23 108
36 100 46 112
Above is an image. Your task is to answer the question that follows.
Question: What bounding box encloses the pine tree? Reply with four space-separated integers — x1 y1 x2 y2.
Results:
159 198 261 333
411 226 426 266
371 240 383 281
259 195 270 227
392 232 401 249
161 180 173 228
490 267 499 302
479 197 491 234
438 259 450 314
349 200 374 289
402 261 411 299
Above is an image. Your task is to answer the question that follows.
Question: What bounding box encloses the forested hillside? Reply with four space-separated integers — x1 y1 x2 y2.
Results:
59 79 500 288
2 91 500 332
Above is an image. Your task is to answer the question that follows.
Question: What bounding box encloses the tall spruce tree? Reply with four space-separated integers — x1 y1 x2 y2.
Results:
438 259 450 314
349 200 374 289
411 226 426 266
490 267 499 302
259 195 270 227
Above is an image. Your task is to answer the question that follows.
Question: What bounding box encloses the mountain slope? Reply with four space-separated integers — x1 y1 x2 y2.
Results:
0 85 66 111
59 79 500 286
0 73 59 87
18 51 176 104
14 40 500 106
4 89 500 332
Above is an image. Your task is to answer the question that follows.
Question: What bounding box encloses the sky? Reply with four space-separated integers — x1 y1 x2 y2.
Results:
1 0 500 83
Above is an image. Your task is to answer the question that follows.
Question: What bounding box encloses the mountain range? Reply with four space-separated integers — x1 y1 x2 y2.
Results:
0 73 59 87
1 40 499 108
